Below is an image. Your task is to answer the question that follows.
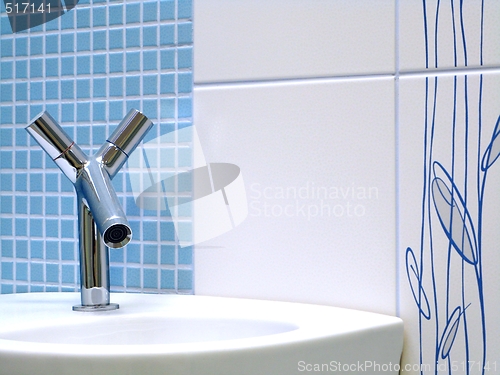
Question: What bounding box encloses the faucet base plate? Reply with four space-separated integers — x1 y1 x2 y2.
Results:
72 303 119 312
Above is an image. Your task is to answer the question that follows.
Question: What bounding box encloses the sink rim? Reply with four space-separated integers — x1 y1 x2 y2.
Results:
0 292 403 356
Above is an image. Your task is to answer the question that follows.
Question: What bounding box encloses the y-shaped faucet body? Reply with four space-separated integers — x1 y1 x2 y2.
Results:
27 109 153 311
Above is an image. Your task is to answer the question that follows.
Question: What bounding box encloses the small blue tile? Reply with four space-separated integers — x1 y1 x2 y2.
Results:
61 103 75 122
178 47 192 69
14 174 26 192
77 56 91 75
110 266 123 286
109 53 123 73
143 75 157 95
61 196 74 215
160 98 175 118
61 56 74 76
143 268 157 288
31 240 44 259
160 24 174 46
15 60 27 79
178 72 192 93
143 245 158 264
0 129 12 146
15 196 27 214
1 262 13 280
109 77 123 97
93 101 106 121
30 150 43 168
46 58 59 77
46 219 59 237
126 76 140 96
126 52 140 72
45 81 59 100
160 0 175 20
62 264 75 284
160 74 175 94
126 28 140 48
143 2 157 22
77 102 90 122
1 39 12 57
16 263 28 281
30 286 43 293
108 29 123 49
126 3 140 23
61 242 75 261
0 151 11 168
61 220 74 238
0 173 12 191
61 34 74 52
15 105 28 124
15 38 27 56
93 78 106 97
45 174 59 192
142 99 157 119
93 54 107 74
0 62 13 79
177 23 193 44
127 244 141 263
143 51 157 71
178 97 192 118
93 30 107 50
30 82 43 100
1 196 12 214
46 241 59 260
16 240 28 258
1 240 13 257
160 269 174 289
15 218 27 236
110 249 124 263
160 221 175 241
30 173 43 191
0 84 13 102
15 82 28 100
45 35 59 54
30 218 43 237
109 101 123 120
178 0 192 19
177 269 193 290
143 26 157 47
46 264 59 283
61 11 74 29
108 4 123 25
15 128 28 146
161 245 175 265
29 197 43 217
77 32 90 51
77 8 90 28
45 197 59 215
61 80 74 99
31 263 44 282
0 218 12 235
126 267 141 288
15 150 27 168
160 50 175 70
93 7 106 26
30 36 44 55
92 125 105 144
30 58 43 78
76 79 90 98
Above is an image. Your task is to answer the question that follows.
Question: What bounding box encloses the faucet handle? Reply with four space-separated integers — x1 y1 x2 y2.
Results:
96 109 154 179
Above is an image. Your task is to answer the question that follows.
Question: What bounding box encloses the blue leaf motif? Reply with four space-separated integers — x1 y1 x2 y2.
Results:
405 247 431 320
431 162 479 265
438 306 463 359
481 115 500 171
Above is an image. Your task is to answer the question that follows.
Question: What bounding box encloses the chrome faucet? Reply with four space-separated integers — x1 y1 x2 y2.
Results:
26 109 153 311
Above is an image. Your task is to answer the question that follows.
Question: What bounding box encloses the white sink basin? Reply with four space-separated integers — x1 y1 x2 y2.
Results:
0 293 403 375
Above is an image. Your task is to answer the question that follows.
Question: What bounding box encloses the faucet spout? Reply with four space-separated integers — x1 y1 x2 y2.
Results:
26 109 154 311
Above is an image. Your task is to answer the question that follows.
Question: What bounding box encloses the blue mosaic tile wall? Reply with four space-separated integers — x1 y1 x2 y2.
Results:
0 0 193 294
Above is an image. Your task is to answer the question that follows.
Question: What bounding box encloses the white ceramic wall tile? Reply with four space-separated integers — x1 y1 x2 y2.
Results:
193 77 396 315
399 71 500 374
194 0 396 84
399 0 500 72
